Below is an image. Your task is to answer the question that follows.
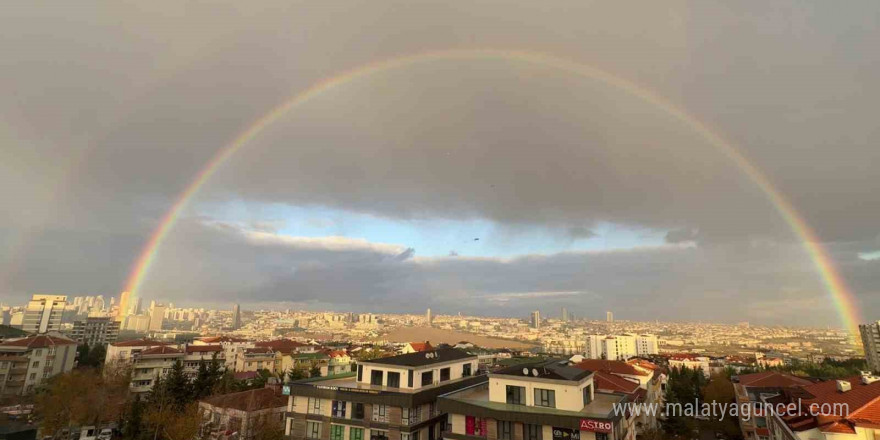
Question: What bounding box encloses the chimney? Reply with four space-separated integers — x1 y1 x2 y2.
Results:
837 380 852 392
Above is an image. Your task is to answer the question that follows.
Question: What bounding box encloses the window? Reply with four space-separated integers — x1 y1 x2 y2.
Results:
439 368 450 382
29 373 36 380
330 425 344 440
370 430 388 440
583 384 593 405
506 385 525 405
358 364 363 382
402 407 421 425
596 433 608 440
387 372 401 388
372 404 388 422
34 349 42 356
351 428 364 440
32 361 40 368
463 363 472 377
524 424 542 440
353 403 365 419
498 421 513 440
466 416 487 437
308 398 322 414
534 388 556 408
421 371 433 386
408 369 414 387
332 400 346 418
307 422 321 439
371 370 384 386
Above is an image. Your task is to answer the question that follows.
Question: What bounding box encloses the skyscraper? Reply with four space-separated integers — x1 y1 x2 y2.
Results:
426 308 433 326
861 321 880 372
561 307 569 322
22 294 67 333
116 291 130 321
606 311 614 322
148 303 166 331
529 310 541 329
232 303 241 330
132 297 143 315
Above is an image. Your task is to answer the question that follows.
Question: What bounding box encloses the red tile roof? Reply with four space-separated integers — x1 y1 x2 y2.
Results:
594 371 640 394
407 342 434 352
140 346 183 356
186 344 222 354
737 371 813 388
200 388 286 411
233 371 259 380
802 376 880 424
0 334 77 348
819 422 855 434
244 347 274 355
111 338 172 347
254 339 304 352
329 350 348 358
574 359 649 377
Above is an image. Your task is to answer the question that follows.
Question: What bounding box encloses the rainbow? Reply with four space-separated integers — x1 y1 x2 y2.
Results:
122 48 862 335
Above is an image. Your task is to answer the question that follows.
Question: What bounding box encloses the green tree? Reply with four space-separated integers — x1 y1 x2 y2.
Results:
309 364 322 378
287 367 307 381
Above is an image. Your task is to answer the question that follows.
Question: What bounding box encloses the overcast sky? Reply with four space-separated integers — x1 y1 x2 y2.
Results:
2 1 879 327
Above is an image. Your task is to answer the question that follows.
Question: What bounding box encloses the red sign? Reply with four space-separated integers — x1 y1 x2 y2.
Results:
579 419 613 433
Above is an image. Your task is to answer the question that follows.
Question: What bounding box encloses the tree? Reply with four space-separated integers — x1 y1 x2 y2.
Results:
35 367 130 436
287 367 307 381
702 373 742 440
309 364 322 378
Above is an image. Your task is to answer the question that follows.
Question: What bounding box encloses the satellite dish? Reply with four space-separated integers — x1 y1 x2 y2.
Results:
532 369 539 377
522 368 529 375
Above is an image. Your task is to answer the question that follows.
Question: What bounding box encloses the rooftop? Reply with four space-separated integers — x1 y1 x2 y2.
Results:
0 334 77 349
493 359 593 382
734 371 814 388
441 382 624 419
361 348 474 368
111 338 172 347
574 359 649 377
201 387 286 411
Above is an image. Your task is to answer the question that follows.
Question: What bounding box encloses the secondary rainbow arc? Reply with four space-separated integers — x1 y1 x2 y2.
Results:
122 48 862 335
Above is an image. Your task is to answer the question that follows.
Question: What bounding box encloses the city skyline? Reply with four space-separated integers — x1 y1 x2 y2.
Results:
3 1 880 330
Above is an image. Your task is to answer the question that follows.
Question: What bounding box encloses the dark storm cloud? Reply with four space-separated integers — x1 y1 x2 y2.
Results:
2 0 880 323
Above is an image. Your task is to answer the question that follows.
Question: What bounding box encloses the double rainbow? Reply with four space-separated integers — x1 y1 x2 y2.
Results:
122 49 861 334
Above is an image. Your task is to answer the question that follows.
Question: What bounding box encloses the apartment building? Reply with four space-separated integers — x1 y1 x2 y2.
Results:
0 334 77 395
284 348 482 440
859 321 880 373
194 336 254 369
667 354 711 377
583 335 658 361
71 317 120 346
763 373 880 440
105 338 174 364
732 372 814 440
21 295 67 334
130 345 184 393
238 347 277 373
439 359 635 440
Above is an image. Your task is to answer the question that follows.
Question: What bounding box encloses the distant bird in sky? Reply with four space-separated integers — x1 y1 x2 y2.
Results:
474 238 480 241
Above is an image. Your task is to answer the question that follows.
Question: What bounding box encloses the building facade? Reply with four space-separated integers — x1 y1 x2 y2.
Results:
860 321 880 373
732 372 814 440
439 359 635 440
21 295 67 334
0 334 77 395
284 348 482 440
71 317 120 346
